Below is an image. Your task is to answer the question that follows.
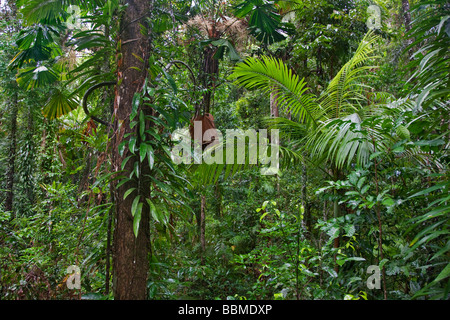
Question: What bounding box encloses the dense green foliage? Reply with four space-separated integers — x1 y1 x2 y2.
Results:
0 0 448 300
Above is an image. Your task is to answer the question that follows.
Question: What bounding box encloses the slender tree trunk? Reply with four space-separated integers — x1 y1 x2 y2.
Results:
200 46 219 114
270 88 280 193
373 153 387 300
215 182 222 217
301 161 311 237
402 0 412 32
105 192 114 296
332 169 340 273
195 44 220 267
270 89 280 118
24 104 35 204
200 194 206 264
402 0 414 57
332 194 340 273
5 91 18 218
111 0 152 300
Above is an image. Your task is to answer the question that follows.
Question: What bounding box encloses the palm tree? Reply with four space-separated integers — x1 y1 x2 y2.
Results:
229 31 398 175
225 31 403 286
195 31 394 185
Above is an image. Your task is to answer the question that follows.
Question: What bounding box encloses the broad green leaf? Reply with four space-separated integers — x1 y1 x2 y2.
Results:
118 141 127 157
139 110 145 138
323 266 338 278
211 39 242 62
131 92 141 121
345 257 365 262
259 211 269 222
146 199 158 222
121 155 133 171
162 69 177 94
128 136 137 154
379 258 389 270
123 187 136 200
116 177 131 189
133 204 143 238
382 197 395 206
140 143 149 163
148 150 155 170
361 185 370 195
434 263 450 283
131 195 141 217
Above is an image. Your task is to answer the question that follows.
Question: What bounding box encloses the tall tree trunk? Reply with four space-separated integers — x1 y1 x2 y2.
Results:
270 89 280 118
270 88 280 193
301 161 311 237
24 104 35 204
111 0 152 300
215 182 222 217
200 194 206 264
332 169 341 273
402 0 414 57
200 46 219 114
105 192 114 296
402 0 412 32
5 91 18 218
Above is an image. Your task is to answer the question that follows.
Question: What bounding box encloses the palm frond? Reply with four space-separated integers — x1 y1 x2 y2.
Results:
16 65 59 89
264 116 307 145
234 0 290 44
319 30 381 119
43 88 79 119
188 128 282 185
17 0 104 25
229 55 319 127
406 0 450 110
304 112 393 170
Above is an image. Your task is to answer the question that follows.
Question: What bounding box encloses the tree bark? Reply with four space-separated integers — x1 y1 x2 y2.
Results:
105 193 114 296
270 88 280 118
200 194 206 264
332 169 341 273
111 0 152 300
200 46 219 114
270 88 280 193
301 161 311 237
5 91 18 218
402 0 414 57
402 0 412 33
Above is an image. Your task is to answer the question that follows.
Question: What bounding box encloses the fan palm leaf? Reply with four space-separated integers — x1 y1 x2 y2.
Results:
42 88 78 119
17 0 105 25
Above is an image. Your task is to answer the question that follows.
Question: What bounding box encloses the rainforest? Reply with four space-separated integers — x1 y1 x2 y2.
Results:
0 0 448 301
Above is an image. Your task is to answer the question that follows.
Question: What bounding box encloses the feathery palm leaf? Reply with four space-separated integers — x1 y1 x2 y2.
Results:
229 55 319 126
190 129 281 185
319 30 381 119
264 116 307 142
406 0 450 110
305 113 385 170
